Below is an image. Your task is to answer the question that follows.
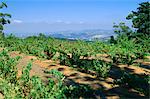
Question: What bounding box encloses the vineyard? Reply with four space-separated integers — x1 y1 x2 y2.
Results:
0 32 149 98
0 1 150 99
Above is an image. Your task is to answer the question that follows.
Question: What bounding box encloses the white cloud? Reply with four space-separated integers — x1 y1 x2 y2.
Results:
79 21 84 24
55 20 72 24
13 20 23 23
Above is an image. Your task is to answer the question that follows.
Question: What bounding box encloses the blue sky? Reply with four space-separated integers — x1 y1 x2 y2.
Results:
2 0 147 34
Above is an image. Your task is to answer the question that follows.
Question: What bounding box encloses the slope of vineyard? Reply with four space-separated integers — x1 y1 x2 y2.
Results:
0 47 149 98
0 1 150 98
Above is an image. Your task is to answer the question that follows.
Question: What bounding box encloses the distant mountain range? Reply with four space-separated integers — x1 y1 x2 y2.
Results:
5 29 115 41
49 29 115 41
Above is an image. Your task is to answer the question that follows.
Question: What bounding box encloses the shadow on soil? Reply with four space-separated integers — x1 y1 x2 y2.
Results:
42 56 149 98
139 64 150 69
64 78 106 99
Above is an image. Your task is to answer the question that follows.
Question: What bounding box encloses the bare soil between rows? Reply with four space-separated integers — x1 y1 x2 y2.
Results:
1 49 150 99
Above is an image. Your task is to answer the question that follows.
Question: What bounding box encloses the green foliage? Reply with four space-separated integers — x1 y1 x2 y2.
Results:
59 52 71 66
0 2 11 37
0 50 67 98
65 84 93 98
71 48 81 66
108 38 139 65
44 46 56 59
113 22 133 40
111 2 150 45
108 22 149 65
0 1 149 98
0 33 148 76
114 72 150 96
126 2 150 36
0 50 20 83
93 60 111 78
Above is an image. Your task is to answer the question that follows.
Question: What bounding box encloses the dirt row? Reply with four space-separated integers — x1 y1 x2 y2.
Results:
6 51 149 98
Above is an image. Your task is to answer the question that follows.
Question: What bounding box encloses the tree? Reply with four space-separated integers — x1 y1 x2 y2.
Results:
0 2 11 37
109 22 133 44
110 2 150 44
113 22 133 39
126 2 150 37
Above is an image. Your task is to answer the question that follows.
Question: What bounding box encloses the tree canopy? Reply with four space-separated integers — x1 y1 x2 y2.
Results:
110 2 150 44
0 2 11 37
126 2 150 36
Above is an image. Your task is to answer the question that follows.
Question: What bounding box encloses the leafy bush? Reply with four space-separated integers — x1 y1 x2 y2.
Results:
114 72 150 96
44 46 56 59
0 49 20 83
107 37 145 65
65 84 93 98
0 50 67 98
59 52 71 66
93 60 111 78
71 49 81 66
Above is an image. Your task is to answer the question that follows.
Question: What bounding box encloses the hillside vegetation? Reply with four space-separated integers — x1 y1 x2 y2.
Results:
0 1 150 99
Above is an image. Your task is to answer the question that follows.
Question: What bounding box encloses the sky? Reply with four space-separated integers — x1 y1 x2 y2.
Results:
1 0 147 34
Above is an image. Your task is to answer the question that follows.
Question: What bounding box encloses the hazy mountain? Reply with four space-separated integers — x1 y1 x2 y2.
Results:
5 29 115 41
49 29 115 41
